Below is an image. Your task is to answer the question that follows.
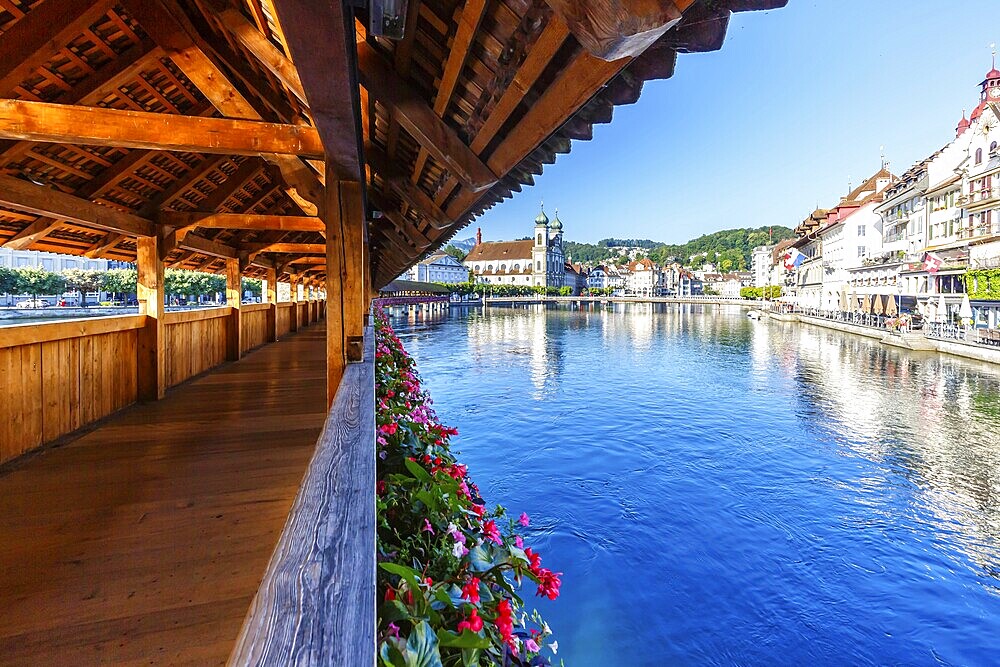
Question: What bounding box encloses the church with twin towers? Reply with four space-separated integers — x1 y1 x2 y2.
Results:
462 204 567 288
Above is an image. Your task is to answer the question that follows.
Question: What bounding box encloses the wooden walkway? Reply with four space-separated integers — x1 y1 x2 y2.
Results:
0 324 328 666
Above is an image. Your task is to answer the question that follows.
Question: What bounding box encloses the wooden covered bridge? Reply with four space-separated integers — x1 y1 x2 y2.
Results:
0 0 783 663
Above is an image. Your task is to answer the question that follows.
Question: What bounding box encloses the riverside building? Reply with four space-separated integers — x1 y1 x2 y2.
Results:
463 207 566 289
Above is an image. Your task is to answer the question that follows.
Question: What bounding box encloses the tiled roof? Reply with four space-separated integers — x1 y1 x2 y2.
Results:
464 240 534 263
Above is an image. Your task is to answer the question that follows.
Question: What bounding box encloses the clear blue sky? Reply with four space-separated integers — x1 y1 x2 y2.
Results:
470 0 999 245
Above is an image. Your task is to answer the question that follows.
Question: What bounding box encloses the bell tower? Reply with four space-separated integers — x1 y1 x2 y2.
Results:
532 203 549 287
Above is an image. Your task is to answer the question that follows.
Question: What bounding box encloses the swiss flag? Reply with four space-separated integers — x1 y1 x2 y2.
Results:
922 252 944 274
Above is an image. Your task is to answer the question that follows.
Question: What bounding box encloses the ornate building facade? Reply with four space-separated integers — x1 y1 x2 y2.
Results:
463 207 566 288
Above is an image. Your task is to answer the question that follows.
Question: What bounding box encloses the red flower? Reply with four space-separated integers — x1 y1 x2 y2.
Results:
461 577 481 604
379 422 398 436
482 519 503 546
457 607 484 633
496 598 515 647
384 586 396 601
536 567 562 600
376 480 387 495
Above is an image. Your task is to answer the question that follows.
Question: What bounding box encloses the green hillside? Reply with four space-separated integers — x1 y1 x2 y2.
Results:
564 226 795 271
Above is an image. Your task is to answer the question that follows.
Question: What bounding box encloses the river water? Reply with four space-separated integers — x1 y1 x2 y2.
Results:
389 303 1000 666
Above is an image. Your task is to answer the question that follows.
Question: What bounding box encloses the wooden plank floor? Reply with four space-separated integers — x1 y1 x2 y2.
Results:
0 324 328 666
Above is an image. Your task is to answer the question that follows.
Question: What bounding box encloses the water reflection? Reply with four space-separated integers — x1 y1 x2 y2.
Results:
395 303 1000 665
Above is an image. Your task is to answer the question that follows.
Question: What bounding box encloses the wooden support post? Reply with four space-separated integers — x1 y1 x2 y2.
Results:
226 258 242 361
288 275 299 332
362 229 371 321
342 185 365 362
136 236 165 401
265 267 277 343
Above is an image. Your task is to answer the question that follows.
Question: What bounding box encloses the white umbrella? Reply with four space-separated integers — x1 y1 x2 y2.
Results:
936 294 947 323
960 293 973 324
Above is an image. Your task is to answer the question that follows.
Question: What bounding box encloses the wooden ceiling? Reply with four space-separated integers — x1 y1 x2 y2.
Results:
0 0 786 287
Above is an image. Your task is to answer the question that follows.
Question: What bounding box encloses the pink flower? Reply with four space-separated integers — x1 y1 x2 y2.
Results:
515 535 523 548
422 518 434 535
525 638 540 653
519 512 530 527
387 622 400 638
482 519 502 546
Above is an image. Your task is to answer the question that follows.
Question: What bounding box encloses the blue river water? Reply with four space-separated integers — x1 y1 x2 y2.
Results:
388 303 1000 666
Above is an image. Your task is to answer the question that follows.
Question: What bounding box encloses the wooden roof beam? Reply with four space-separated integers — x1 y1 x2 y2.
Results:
121 0 324 214
0 175 155 237
0 0 117 95
244 242 325 255
2 218 65 250
357 41 497 193
270 0 363 181
159 212 323 232
84 233 125 258
545 0 692 61
0 100 324 158
365 144 450 230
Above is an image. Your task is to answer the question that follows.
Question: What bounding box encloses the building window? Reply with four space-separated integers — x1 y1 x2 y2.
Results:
858 225 865 237
537 234 542 245
536 261 541 271
976 148 983 164
857 246 866 257
992 141 998 153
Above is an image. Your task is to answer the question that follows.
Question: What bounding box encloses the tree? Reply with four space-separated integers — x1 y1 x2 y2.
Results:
442 245 467 263
0 267 17 295
558 286 572 296
101 268 137 302
61 268 103 307
14 267 65 302
242 277 262 299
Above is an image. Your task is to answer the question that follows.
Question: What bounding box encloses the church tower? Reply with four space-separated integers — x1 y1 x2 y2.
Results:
532 204 549 287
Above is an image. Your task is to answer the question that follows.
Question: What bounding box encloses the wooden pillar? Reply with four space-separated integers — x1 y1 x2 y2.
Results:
288 274 299 332
362 231 371 322
325 172 364 406
225 258 242 361
265 267 277 342
137 236 165 401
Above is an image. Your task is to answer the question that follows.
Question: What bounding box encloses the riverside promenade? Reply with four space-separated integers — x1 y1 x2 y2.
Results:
467 296 765 307
767 310 1000 366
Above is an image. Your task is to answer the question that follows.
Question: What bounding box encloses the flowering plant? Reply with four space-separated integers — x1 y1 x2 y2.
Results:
374 305 561 666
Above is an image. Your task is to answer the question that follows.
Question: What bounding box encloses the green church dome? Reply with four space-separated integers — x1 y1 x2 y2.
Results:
551 209 563 231
534 207 549 225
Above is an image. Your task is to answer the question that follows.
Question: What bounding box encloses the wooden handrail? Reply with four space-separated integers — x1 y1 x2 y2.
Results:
0 314 146 349
276 302 295 309
229 326 375 666
163 307 232 325
241 303 272 313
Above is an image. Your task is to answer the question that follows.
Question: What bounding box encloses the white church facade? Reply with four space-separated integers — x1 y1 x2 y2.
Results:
463 207 566 288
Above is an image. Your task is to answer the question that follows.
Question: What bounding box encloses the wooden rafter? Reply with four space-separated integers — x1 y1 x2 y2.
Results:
270 0 363 182
0 0 117 95
158 212 323 232
0 100 324 158
0 174 155 237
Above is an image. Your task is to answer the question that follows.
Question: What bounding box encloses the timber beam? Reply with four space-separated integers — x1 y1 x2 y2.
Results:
0 175 154 237
0 100 324 158
357 41 497 193
158 212 324 232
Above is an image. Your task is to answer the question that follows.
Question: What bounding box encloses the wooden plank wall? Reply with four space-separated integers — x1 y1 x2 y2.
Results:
163 308 229 388
228 327 374 666
276 304 293 338
240 304 270 354
298 302 309 326
0 317 144 465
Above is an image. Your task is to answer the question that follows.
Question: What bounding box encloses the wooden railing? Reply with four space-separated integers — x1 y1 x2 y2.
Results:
0 315 145 464
230 327 374 666
240 303 271 354
276 303 293 338
163 307 230 388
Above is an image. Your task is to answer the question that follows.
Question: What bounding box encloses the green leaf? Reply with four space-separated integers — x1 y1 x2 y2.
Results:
460 648 481 667
379 599 412 624
380 639 407 667
467 544 509 573
380 562 422 598
437 629 491 649
404 457 433 483
405 621 443 667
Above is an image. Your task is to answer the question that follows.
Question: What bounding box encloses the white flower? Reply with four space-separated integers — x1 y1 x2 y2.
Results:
452 541 465 558
549 640 558 655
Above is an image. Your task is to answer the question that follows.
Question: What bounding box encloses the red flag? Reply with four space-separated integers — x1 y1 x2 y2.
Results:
922 252 943 274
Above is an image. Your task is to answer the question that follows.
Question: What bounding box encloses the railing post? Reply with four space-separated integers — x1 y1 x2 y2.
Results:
225 257 242 361
137 235 165 401
288 274 299 332
265 267 277 343
324 170 346 406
